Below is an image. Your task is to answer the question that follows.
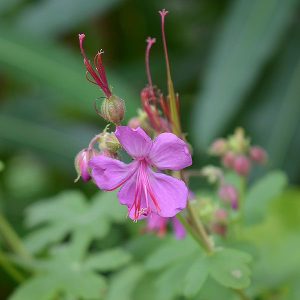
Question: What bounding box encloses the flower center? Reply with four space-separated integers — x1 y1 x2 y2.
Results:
129 159 161 221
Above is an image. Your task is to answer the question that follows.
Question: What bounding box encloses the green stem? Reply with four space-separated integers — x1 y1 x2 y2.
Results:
0 213 31 260
0 250 25 282
186 203 214 254
176 214 203 248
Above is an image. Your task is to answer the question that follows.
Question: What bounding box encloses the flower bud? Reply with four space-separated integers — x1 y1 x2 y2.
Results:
101 95 125 124
250 146 267 164
99 132 121 154
222 151 236 169
214 208 228 223
128 117 141 129
228 127 250 153
198 197 216 222
211 209 228 236
74 148 97 182
209 138 228 156
201 166 223 184
218 184 239 210
233 155 251 176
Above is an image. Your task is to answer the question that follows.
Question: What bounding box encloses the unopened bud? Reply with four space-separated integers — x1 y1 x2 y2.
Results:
74 148 98 182
222 151 236 169
201 166 223 184
250 146 267 164
228 127 250 153
101 95 125 124
128 117 141 129
214 208 228 223
99 132 121 154
209 138 228 156
198 198 216 222
233 155 251 176
219 185 239 210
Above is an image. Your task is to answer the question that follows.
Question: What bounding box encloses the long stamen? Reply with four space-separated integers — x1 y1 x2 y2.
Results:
145 37 156 87
78 34 112 98
158 9 181 136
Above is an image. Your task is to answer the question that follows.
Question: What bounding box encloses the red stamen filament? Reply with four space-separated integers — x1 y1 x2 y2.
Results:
129 160 161 221
159 9 172 79
145 37 156 87
79 34 112 98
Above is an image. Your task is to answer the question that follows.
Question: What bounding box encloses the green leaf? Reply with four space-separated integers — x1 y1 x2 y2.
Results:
84 248 131 272
10 245 107 299
144 236 199 271
24 190 126 253
15 0 121 37
208 248 252 289
9 276 59 300
155 260 192 300
183 255 209 297
244 28 300 176
244 171 288 224
107 265 144 300
192 0 299 148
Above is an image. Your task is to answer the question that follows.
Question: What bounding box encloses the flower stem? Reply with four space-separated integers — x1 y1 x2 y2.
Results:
186 202 214 254
0 213 31 260
176 214 203 248
0 250 25 283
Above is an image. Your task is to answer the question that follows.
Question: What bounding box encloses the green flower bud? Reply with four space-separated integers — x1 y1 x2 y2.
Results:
101 95 125 125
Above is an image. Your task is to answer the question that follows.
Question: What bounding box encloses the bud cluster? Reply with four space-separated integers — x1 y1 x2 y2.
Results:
74 128 120 182
209 127 267 177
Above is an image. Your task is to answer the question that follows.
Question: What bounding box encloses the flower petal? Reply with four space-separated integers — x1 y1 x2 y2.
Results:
149 133 192 170
118 174 147 220
149 171 188 217
115 126 152 158
89 155 137 190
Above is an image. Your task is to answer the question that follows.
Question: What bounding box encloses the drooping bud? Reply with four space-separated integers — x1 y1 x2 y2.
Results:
209 138 228 156
222 151 236 169
250 146 267 164
74 148 98 182
100 95 125 125
233 155 251 176
218 184 239 210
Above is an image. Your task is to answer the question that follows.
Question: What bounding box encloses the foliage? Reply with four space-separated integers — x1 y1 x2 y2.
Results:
0 0 300 299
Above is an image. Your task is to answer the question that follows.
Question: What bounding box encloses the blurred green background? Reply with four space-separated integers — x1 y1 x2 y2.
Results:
0 0 300 296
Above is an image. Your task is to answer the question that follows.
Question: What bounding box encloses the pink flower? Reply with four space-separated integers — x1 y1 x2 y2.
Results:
146 214 186 239
89 126 192 221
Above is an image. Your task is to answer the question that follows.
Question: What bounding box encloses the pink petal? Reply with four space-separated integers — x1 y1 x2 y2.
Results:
115 126 152 158
172 217 186 239
149 171 188 217
149 133 192 170
89 155 137 190
118 174 147 220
